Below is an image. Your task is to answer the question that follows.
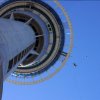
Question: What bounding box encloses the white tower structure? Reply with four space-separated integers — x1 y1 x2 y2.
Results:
0 0 73 99
0 17 36 99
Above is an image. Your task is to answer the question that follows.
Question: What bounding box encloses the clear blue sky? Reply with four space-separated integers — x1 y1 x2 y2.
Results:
1 1 100 100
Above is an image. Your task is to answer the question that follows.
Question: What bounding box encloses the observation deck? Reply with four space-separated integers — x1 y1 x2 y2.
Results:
0 0 65 77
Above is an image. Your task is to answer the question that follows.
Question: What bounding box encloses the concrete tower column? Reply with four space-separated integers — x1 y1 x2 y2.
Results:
0 58 3 100
0 17 36 100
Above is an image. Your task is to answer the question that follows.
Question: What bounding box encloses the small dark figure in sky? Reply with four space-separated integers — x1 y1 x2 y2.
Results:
73 63 77 68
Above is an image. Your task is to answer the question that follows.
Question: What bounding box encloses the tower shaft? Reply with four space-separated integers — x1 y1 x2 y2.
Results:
0 18 36 80
0 60 3 100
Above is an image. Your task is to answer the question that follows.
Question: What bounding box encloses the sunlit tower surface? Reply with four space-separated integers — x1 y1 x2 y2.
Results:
0 0 73 99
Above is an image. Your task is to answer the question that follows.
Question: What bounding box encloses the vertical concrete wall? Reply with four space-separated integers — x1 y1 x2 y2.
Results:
0 57 3 100
0 18 36 79
0 17 36 99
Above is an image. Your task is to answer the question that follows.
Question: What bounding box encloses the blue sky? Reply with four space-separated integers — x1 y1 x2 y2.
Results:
1 1 100 100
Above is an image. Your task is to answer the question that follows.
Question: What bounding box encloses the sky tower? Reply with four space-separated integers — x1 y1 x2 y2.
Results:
0 0 73 99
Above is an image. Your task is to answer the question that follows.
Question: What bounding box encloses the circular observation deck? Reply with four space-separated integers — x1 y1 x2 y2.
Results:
0 0 64 77
0 0 73 85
